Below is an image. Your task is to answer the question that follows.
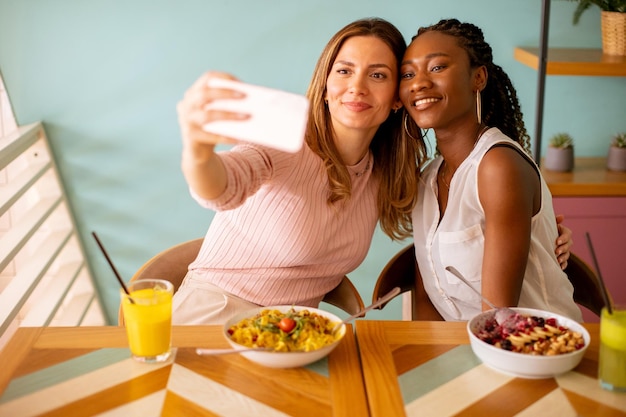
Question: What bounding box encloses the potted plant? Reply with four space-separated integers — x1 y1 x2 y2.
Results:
564 0 626 56
607 132 626 171
545 133 575 172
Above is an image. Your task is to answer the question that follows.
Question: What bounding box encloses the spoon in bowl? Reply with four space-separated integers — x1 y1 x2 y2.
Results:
331 286 401 334
445 266 517 325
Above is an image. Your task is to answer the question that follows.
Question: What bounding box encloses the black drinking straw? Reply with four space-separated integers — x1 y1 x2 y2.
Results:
585 232 613 314
92 231 134 304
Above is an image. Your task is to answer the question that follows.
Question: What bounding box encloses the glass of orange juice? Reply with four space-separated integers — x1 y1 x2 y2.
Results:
599 304 626 392
121 279 173 363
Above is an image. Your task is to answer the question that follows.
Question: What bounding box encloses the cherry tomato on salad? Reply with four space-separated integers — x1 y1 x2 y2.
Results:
278 317 296 333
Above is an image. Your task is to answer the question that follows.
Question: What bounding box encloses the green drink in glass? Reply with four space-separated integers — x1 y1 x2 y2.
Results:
599 305 626 392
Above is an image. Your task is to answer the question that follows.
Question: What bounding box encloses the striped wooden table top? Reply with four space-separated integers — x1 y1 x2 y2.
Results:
355 321 625 417
0 325 367 417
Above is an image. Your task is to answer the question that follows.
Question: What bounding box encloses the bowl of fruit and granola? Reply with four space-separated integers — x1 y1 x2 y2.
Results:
467 307 589 378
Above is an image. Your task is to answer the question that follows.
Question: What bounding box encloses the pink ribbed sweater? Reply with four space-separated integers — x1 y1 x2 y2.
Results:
186 143 378 306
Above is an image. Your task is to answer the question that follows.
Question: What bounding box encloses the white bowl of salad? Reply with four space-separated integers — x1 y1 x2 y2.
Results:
223 305 346 368
467 307 590 378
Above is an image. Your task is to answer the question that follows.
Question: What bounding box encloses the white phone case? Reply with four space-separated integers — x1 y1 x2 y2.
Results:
203 78 309 153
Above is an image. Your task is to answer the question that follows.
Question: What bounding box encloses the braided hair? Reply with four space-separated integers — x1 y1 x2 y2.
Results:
415 19 531 153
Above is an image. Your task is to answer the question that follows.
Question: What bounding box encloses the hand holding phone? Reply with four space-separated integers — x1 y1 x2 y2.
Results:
202 78 309 153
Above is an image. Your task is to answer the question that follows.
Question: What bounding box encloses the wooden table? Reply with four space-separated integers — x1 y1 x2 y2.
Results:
0 325 368 417
355 321 626 417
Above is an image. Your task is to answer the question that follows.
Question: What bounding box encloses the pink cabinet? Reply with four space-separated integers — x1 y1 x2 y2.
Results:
553 197 626 322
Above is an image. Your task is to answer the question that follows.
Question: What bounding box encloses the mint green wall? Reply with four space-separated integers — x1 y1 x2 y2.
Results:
1 1 624 323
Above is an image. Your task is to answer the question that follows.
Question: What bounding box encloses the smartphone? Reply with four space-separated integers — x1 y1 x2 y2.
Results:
202 78 309 153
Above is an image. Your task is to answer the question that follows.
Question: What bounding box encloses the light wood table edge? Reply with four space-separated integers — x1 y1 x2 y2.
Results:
356 321 406 417
379 321 467 344
329 324 370 417
29 325 229 349
0 327 43 394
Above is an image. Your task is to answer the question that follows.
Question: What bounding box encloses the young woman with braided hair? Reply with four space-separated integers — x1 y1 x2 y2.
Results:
400 19 582 321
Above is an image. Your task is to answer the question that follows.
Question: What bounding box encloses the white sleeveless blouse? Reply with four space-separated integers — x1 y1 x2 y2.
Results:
412 127 582 322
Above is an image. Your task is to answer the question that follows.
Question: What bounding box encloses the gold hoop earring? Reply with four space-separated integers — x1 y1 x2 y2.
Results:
476 90 482 125
403 113 418 140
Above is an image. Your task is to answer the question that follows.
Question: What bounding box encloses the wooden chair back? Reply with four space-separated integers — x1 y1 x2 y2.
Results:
118 238 365 325
372 244 443 321
564 253 606 317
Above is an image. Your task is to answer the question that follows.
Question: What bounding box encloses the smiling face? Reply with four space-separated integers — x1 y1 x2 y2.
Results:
325 35 401 141
399 31 485 132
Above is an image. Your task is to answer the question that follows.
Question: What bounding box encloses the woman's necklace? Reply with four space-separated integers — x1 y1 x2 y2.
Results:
354 158 371 177
439 124 488 191
351 151 372 177
439 162 451 190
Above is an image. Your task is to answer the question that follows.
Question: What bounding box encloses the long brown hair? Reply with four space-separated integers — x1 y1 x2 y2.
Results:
305 18 427 240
